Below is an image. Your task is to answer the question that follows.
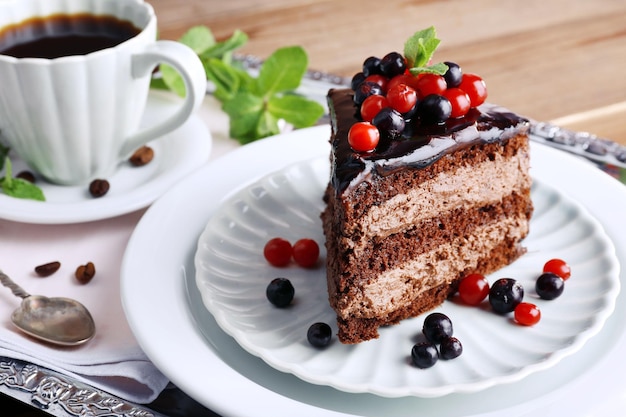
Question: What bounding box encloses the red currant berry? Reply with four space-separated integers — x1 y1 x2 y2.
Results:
386 83 418 114
263 238 292 267
292 238 320 268
348 122 380 152
514 302 541 326
415 74 446 98
360 95 389 122
387 73 420 92
365 74 389 93
543 258 571 280
443 88 471 118
458 273 490 306
459 73 487 107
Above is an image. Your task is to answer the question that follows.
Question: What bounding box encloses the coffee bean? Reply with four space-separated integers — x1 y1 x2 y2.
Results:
129 145 154 166
34 261 61 277
16 171 36 183
89 179 110 198
75 262 96 284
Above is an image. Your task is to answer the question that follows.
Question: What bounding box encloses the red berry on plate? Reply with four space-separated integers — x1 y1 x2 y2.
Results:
293 238 320 268
443 88 471 118
514 302 541 326
458 273 490 305
263 237 292 267
348 122 380 152
459 73 488 107
543 258 571 281
415 73 447 98
360 95 389 122
386 83 418 114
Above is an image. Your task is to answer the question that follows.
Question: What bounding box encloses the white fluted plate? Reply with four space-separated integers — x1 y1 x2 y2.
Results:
0 90 211 224
195 156 620 398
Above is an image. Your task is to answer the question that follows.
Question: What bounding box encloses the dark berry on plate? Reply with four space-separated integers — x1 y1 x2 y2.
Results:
514 302 541 326
351 72 366 90
543 258 571 280
266 277 295 308
443 61 462 88
422 312 453 344
417 94 452 125
411 342 439 369
372 107 405 138
535 272 565 300
439 336 463 360
379 51 406 78
489 278 524 314
353 81 383 106
307 322 332 348
362 56 382 77
292 238 320 268
263 237 292 267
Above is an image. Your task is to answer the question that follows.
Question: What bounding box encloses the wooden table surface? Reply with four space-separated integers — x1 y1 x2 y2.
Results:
147 0 626 145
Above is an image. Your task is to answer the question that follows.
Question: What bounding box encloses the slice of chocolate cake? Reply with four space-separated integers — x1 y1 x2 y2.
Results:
321 28 533 344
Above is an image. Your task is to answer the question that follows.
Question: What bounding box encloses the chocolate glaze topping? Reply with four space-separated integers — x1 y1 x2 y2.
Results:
328 88 530 193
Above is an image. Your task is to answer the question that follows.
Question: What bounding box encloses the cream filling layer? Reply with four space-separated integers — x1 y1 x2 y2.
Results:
337 215 529 319
346 152 531 250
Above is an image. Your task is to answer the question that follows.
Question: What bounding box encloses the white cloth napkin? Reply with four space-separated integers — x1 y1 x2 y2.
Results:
0 211 169 403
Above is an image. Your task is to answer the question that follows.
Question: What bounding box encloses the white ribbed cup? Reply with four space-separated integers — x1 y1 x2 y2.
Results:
0 0 206 185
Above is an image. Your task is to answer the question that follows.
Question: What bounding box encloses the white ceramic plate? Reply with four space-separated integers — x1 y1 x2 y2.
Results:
121 125 626 417
194 155 619 398
0 90 212 224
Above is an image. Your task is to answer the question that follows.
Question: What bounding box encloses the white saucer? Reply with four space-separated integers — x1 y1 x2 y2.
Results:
0 90 212 224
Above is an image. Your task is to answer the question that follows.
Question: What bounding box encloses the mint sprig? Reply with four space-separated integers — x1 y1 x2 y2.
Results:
156 26 324 144
0 156 45 201
404 26 448 76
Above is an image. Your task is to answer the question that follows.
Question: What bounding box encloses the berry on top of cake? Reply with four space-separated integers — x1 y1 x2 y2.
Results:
321 27 533 344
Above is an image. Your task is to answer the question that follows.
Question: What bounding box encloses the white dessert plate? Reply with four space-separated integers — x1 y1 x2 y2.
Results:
121 125 626 417
194 155 619 398
0 90 212 224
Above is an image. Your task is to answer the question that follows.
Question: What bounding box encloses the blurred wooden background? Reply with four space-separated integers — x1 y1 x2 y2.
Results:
147 0 626 145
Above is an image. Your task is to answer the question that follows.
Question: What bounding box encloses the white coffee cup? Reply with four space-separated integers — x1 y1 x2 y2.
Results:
0 0 206 185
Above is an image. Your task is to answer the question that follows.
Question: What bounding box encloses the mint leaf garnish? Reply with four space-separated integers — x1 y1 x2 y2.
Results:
0 157 45 201
155 26 324 144
267 94 325 129
404 26 448 76
256 46 308 97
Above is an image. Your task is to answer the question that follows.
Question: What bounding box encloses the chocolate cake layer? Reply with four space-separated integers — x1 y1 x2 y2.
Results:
323 88 533 344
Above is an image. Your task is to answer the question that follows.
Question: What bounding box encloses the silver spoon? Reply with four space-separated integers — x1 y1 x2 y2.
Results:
0 270 96 346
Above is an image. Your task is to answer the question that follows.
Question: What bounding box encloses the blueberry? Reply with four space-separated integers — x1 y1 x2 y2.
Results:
417 94 452 125
489 278 524 314
422 312 453 344
307 322 332 348
350 72 366 91
443 61 463 88
536 272 565 300
372 107 405 138
266 278 294 308
439 336 463 360
362 56 382 77
411 342 439 368
353 81 383 106
380 51 406 78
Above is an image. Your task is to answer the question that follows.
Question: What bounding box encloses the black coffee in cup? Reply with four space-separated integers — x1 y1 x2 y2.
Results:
0 14 141 59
